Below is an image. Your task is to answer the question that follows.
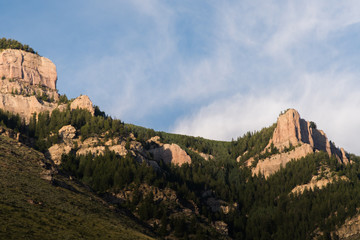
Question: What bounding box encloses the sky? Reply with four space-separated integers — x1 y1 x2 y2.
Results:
2 1 360 154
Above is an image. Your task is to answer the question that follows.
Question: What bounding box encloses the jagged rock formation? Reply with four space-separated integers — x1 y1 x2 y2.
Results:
252 109 350 177
0 49 94 121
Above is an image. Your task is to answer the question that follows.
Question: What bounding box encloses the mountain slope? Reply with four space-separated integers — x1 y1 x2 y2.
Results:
0 134 155 239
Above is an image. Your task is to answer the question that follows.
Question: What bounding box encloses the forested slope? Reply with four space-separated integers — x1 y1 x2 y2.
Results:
0 133 156 239
2 105 360 239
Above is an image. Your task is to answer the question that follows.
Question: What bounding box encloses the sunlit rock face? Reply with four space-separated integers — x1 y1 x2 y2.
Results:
0 49 57 90
0 49 95 121
253 109 349 178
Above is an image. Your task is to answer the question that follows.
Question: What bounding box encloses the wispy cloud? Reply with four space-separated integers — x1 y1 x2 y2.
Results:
10 1 360 153
171 1 360 153
172 69 360 153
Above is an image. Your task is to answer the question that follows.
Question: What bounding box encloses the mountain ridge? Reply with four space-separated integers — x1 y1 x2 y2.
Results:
1 41 360 239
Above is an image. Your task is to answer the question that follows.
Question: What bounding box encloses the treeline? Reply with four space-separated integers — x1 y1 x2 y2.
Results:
126 124 233 161
126 122 277 163
0 38 37 54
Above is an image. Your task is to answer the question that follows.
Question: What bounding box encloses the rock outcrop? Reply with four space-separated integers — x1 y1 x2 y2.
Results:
253 144 314 178
252 109 350 177
291 166 349 195
190 148 214 161
268 109 347 160
0 49 95 121
47 125 76 165
48 144 72 165
0 49 57 90
0 94 56 120
336 215 360 239
58 125 76 142
70 95 95 115
150 143 191 166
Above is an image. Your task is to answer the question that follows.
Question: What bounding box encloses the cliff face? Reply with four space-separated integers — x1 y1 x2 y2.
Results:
0 49 94 121
0 49 57 89
253 109 349 177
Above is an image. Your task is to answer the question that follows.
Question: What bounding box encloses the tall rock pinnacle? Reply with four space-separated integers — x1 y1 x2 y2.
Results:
252 109 349 177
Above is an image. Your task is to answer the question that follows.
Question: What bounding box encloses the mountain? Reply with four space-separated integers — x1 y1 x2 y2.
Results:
2 39 360 239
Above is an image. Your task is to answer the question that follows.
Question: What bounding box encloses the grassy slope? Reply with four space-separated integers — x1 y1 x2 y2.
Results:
0 136 155 240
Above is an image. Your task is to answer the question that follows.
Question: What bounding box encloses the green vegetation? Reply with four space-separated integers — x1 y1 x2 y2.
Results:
310 121 317 129
230 124 277 163
0 37 37 54
2 103 360 239
58 94 70 104
35 91 54 103
61 150 158 192
0 136 155 240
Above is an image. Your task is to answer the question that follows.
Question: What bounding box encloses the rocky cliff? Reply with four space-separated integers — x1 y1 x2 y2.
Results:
0 49 94 121
0 49 57 90
252 109 350 177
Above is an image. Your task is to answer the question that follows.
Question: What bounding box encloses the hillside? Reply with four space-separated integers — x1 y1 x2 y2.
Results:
2 39 360 239
0 133 155 239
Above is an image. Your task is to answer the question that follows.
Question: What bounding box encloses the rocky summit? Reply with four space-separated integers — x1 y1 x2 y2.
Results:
251 109 349 177
0 49 94 121
0 49 57 90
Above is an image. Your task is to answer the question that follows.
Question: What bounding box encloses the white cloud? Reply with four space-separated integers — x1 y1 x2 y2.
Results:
172 92 290 141
62 1 360 154
171 1 360 154
172 69 360 153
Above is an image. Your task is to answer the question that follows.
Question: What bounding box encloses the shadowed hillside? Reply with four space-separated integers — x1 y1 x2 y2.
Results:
0 135 155 239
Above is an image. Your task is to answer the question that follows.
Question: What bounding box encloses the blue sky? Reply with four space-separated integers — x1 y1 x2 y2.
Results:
2 1 360 153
